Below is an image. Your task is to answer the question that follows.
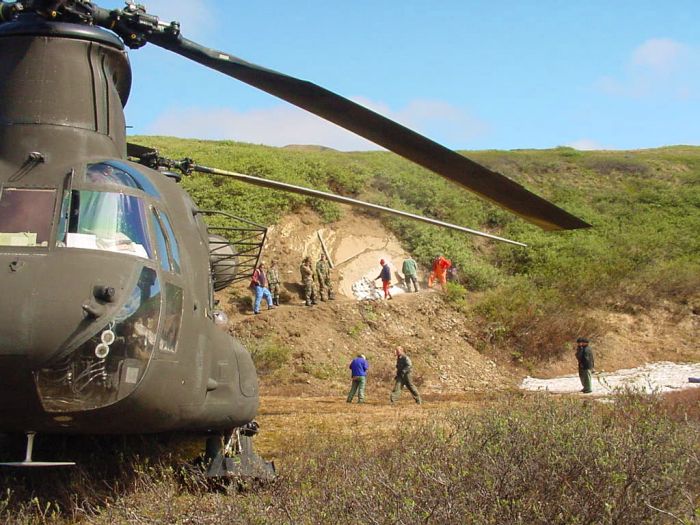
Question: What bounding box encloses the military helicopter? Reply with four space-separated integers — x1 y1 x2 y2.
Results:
0 0 589 476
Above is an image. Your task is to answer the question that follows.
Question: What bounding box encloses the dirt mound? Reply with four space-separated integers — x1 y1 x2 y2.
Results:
229 291 512 396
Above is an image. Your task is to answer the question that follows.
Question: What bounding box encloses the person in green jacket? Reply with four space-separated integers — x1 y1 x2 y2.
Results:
390 346 422 405
401 256 419 292
575 337 595 393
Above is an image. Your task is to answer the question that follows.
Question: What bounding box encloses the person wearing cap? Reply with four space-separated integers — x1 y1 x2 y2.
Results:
250 262 275 315
374 259 393 300
575 337 595 393
346 353 369 403
390 346 421 405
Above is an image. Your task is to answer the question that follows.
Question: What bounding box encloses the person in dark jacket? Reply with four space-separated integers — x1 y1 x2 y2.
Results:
374 259 393 299
347 354 369 403
390 346 421 404
575 337 595 393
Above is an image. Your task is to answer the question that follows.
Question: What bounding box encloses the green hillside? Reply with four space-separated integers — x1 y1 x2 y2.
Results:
130 137 700 360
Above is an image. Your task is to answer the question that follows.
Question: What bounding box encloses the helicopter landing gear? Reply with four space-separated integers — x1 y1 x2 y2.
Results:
203 422 275 481
0 431 75 467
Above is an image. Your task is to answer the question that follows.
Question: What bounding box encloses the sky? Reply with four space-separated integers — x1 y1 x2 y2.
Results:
96 0 700 151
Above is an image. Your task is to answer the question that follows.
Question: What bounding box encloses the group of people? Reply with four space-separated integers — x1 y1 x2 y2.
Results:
371 254 455 299
300 253 334 306
346 337 596 405
250 253 336 313
346 346 422 405
253 253 459 312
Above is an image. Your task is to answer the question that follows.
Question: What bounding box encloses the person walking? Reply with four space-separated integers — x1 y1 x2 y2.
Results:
300 256 318 307
575 337 595 394
268 259 281 306
251 262 275 314
316 253 335 301
374 259 393 300
390 346 421 404
401 256 419 292
346 353 369 403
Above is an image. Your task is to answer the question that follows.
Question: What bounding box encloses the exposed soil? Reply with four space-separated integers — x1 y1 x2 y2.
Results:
219 209 700 398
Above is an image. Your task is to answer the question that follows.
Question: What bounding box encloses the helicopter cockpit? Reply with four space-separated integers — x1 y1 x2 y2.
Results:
22 160 185 412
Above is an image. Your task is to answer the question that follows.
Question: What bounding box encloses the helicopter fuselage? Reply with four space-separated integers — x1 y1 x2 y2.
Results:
0 17 258 435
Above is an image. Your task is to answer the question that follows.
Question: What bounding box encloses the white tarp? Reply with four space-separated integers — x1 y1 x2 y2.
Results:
521 361 700 395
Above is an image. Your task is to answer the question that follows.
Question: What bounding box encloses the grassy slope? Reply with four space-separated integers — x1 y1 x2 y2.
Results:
131 137 700 360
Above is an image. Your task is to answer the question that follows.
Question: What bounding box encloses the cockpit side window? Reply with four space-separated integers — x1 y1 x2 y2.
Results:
0 188 56 247
58 190 153 259
150 208 171 272
157 211 182 274
86 161 160 198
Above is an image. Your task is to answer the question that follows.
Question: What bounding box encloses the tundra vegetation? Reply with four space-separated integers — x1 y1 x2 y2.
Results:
149 138 700 360
0 392 698 524
0 140 697 523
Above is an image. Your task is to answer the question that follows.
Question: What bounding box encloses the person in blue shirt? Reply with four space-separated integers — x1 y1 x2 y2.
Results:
347 354 369 403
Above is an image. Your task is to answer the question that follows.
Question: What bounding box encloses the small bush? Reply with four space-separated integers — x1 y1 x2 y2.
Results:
248 338 292 375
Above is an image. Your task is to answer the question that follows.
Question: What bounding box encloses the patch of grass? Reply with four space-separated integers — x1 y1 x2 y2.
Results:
247 337 292 375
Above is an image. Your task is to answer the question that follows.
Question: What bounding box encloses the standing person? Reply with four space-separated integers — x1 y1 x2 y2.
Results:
401 256 419 292
316 253 335 301
299 256 318 307
428 255 452 291
575 337 595 394
447 264 458 283
268 259 281 306
346 353 369 403
250 262 275 315
374 259 393 300
390 346 422 405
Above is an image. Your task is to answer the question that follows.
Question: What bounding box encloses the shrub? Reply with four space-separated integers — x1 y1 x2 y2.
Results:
247 338 292 375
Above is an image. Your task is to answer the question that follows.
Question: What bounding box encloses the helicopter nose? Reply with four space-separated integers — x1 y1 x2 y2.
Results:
0 251 136 367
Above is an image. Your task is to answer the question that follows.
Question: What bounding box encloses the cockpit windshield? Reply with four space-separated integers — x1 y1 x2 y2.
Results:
58 190 153 259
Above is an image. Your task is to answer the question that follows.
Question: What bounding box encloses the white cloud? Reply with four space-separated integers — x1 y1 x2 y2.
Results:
147 98 488 151
631 38 687 73
597 38 696 99
566 139 606 151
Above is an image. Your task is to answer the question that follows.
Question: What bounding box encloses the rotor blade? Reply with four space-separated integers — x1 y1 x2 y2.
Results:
145 34 589 231
127 142 157 158
191 164 527 247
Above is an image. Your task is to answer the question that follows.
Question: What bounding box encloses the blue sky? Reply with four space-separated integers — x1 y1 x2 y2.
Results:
98 0 700 151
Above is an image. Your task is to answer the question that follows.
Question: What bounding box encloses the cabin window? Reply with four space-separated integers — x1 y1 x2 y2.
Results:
86 160 160 198
0 188 56 247
58 190 153 259
159 283 183 353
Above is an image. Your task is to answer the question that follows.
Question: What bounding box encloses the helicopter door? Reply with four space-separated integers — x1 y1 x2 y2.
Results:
150 208 184 355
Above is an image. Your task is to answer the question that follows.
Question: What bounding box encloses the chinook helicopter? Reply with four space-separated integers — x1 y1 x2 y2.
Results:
0 1 589 475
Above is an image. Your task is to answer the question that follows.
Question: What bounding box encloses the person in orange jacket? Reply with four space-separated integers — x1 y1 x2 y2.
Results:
428 255 451 290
